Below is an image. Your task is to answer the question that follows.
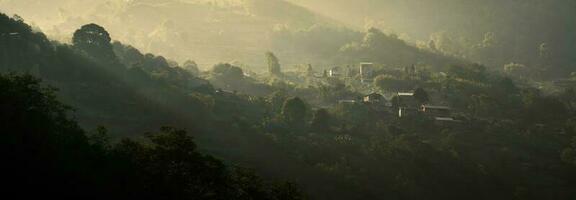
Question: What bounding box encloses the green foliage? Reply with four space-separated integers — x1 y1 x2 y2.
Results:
73 23 118 65
0 73 305 199
447 64 487 82
561 137 576 166
413 87 429 104
281 97 307 128
339 28 464 70
209 63 255 92
182 60 200 76
212 63 244 80
374 74 411 92
310 109 332 133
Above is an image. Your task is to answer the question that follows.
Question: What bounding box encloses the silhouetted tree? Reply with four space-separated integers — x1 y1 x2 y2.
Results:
73 23 118 65
310 109 331 133
183 60 200 76
211 63 244 85
266 51 281 76
413 87 429 104
0 73 305 199
281 97 307 127
306 64 314 77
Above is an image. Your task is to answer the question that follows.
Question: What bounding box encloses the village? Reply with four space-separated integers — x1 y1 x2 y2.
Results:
299 62 462 125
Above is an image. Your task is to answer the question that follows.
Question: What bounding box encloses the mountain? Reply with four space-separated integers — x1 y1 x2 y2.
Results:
288 0 576 76
0 0 470 73
0 0 340 70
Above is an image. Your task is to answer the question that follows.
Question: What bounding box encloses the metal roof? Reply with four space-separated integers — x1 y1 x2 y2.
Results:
434 117 458 121
422 105 451 110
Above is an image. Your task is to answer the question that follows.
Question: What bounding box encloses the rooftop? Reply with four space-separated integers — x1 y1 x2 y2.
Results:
434 117 460 122
422 105 451 110
398 92 414 96
339 100 357 103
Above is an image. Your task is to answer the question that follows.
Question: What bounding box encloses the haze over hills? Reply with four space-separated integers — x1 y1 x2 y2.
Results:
0 0 343 70
2 0 575 74
288 0 576 73
0 0 470 73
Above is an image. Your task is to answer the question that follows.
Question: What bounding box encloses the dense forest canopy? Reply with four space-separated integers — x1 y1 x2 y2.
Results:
2 1 576 199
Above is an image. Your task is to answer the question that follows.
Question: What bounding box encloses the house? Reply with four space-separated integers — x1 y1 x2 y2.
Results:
420 105 452 118
338 100 357 104
363 93 384 103
394 92 420 118
215 89 237 97
433 117 462 125
395 92 421 108
398 107 419 118
329 67 341 77
420 105 462 124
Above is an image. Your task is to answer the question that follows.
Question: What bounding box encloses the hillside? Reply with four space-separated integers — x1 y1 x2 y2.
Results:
0 0 340 70
3 9 576 200
0 0 467 73
0 13 358 199
289 0 576 76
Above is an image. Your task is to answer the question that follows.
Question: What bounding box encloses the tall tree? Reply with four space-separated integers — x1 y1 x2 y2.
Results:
266 51 281 76
73 23 118 65
310 108 331 133
281 97 307 127
306 64 314 77
413 87 430 104
183 60 200 76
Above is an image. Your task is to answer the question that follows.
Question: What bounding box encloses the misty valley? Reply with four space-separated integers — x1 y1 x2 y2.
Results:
1 0 576 200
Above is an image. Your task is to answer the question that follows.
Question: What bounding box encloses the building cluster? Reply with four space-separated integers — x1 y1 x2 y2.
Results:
314 62 460 124
340 90 460 124
319 63 375 83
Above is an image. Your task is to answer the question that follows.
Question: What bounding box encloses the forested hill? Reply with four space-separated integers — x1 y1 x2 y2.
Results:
0 12 358 199
4 6 576 199
289 0 576 77
0 13 211 136
0 12 308 200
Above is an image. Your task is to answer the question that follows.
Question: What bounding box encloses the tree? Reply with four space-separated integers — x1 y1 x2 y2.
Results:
428 39 437 51
281 97 307 127
413 87 429 104
306 64 314 77
0 73 305 199
374 74 408 92
112 41 144 67
0 73 107 197
72 23 118 64
266 51 281 76
211 63 244 83
117 127 232 199
362 28 390 49
183 60 200 76
561 136 576 167
310 109 331 133
447 64 486 82
504 62 528 77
